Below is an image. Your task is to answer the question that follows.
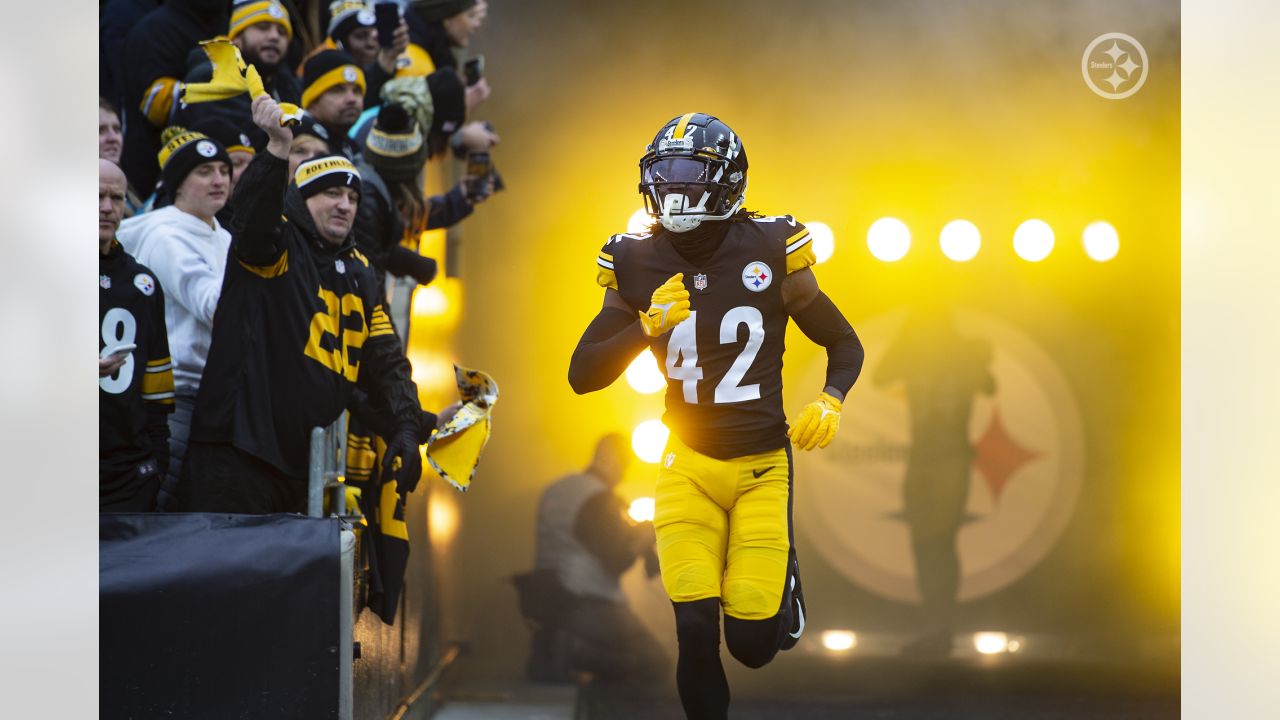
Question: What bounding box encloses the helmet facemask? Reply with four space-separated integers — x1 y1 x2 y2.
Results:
639 119 747 233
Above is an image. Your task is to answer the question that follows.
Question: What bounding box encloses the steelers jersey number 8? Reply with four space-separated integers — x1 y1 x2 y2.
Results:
664 306 765 405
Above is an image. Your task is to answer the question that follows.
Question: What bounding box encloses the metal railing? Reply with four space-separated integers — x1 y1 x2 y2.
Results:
308 413 349 518
308 414 355 720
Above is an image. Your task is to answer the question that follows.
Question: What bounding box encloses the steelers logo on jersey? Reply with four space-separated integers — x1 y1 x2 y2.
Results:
100 275 112 290
741 261 772 292
134 273 156 296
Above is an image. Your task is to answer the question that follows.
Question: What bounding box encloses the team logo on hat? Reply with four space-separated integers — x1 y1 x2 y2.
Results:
134 273 156 296
357 9 375 25
100 275 111 290
196 140 217 158
741 262 771 291
268 4 284 18
343 66 359 83
239 133 251 146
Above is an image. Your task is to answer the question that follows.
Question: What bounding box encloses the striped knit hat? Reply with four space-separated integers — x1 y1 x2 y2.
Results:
301 50 367 108
294 155 363 199
229 0 293 41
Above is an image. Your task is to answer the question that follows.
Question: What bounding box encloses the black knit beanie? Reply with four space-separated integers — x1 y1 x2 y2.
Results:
157 127 232 194
301 49 367 108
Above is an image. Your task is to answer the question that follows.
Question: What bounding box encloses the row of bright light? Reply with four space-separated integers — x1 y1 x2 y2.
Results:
626 209 1121 263
816 630 1023 655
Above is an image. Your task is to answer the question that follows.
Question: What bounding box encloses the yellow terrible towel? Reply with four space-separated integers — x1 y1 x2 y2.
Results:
427 365 499 492
181 37 302 126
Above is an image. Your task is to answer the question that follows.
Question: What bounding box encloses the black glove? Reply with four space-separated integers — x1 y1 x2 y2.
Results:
383 425 424 497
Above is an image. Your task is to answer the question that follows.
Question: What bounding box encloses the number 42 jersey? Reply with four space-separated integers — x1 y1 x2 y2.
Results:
597 217 816 460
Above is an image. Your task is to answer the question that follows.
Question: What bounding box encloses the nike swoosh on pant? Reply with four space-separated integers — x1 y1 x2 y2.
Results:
752 466 775 478
789 603 805 639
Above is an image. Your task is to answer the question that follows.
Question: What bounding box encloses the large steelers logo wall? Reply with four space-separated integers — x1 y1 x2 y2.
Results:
795 307 1086 603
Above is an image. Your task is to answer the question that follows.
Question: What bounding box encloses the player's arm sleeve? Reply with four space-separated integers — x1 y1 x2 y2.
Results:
568 290 649 395
359 302 431 436
574 491 642 578
141 283 176 473
791 290 864 398
230 151 289 272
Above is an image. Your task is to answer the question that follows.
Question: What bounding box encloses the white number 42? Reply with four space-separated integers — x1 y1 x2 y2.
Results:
664 306 764 405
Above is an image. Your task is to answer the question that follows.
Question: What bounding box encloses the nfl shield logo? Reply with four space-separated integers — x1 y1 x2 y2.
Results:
693 273 708 291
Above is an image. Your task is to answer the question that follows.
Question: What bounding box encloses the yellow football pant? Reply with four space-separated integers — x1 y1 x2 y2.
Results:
653 434 792 621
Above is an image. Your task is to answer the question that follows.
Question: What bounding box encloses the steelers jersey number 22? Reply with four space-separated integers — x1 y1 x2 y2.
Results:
664 306 765 405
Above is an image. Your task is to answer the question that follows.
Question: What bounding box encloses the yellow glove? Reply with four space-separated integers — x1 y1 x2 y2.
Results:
788 391 843 451
638 273 691 337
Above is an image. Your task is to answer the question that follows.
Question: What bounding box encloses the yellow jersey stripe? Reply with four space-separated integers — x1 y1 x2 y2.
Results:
786 242 817 275
673 112 695 140
784 227 810 247
141 369 175 396
238 250 289 279
786 233 813 254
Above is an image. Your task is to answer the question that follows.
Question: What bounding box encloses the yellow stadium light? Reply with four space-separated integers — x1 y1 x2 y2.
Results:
428 491 459 545
1083 221 1120 261
806 221 835 264
627 208 652 234
1013 219 1055 262
631 419 669 464
867 217 911 262
973 631 1009 655
628 496 656 523
939 219 981 262
821 630 857 652
412 285 449 316
625 350 666 394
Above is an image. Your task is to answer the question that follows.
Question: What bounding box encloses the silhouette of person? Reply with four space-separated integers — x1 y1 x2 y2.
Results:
875 308 994 657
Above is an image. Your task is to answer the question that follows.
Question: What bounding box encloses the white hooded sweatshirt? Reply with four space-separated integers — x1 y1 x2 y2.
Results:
118 206 231 394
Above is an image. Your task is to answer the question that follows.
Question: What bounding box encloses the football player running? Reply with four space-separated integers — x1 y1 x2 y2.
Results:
569 113 864 719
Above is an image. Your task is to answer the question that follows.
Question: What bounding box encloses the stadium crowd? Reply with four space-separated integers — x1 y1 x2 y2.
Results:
99 0 499 515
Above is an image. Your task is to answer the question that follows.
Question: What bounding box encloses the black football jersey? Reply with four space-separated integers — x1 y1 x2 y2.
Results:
597 216 817 459
99 241 175 481
192 154 406 479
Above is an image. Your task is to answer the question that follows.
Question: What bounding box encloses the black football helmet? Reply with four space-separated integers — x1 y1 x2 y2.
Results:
639 113 748 233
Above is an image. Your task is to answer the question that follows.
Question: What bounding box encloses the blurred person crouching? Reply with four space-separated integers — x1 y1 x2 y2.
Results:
116 128 233 508
520 434 669 684
100 159 176 512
